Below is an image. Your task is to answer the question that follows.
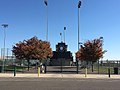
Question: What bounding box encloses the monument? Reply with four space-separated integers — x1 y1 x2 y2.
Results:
50 42 73 66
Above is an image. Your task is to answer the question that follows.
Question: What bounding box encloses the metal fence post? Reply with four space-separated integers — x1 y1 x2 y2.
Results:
77 60 79 74
14 65 16 77
108 61 110 78
98 60 99 74
108 68 110 78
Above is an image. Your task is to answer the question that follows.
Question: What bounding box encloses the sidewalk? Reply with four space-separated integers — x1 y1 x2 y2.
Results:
0 73 120 79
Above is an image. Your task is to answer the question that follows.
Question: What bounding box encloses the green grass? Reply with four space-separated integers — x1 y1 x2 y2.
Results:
95 66 119 74
80 65 119 74
4 66 28 72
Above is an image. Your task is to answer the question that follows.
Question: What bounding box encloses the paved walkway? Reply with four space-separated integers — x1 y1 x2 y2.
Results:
0 73 120 79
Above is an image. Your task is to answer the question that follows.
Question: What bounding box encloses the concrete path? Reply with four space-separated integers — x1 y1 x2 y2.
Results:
0 73 120 79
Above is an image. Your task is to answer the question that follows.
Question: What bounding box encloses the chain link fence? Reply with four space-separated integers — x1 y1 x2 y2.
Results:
0 48 120 74
80 60 120 75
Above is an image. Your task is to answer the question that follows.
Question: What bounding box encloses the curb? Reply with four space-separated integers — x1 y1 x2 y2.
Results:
0 73 120 79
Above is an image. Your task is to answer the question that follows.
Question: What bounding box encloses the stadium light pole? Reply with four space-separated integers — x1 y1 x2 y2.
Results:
1 24 8 72
98 37 104 74
44 0 48 41
60 33 62 42
64 27 66 43
78 1 81 51
76 1 81 74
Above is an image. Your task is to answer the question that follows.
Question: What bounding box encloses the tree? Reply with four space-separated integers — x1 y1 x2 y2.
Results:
76 37 106 71
12 36 53 71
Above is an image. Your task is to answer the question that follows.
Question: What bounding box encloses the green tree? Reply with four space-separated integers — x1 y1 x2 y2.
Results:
76 37 106 71
12 36 53 71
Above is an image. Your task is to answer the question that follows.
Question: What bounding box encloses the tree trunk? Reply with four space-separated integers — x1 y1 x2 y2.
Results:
98 60 100 74
27 60 30 71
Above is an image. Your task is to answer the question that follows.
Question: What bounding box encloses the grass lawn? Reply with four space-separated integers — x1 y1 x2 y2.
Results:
4 66 28 72
80 65 119 74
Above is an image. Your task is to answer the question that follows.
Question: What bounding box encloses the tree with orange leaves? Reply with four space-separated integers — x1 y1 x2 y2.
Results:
76 37 106 71
12 36 53 71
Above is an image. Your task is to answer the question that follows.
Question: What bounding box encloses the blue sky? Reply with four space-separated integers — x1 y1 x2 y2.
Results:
0 0 120 60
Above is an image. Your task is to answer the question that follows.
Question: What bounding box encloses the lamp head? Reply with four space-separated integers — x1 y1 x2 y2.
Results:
2 24 8 28
78 1 81 8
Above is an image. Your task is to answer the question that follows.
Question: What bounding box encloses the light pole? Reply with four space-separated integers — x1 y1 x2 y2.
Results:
98 37 104 74
44 0 48 41
64 27 66 43
78 1 81 51
60 33 62 42
1 24 8 72
76 1 81 74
